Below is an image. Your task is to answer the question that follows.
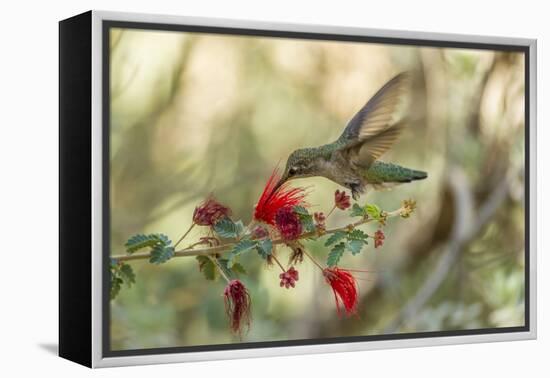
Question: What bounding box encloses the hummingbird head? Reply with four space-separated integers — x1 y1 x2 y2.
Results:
272 148 317 193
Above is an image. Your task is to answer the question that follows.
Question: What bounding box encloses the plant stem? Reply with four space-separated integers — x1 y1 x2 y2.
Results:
209 256 230 283
302 249 325 271
112 206 406 262
271 255 286 272
174 223 195 248
325 205 337 218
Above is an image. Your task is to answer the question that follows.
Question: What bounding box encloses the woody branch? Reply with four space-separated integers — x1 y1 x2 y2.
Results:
112 206 407 262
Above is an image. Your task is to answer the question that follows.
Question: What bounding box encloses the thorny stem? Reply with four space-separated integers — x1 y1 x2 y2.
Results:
174 223 195 248
112 206 407 262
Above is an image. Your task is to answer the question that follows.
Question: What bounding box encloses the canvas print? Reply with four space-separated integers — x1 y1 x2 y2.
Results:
107 26 526 353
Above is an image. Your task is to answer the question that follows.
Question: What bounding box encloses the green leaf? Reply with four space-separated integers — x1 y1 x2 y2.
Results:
347 239 365 255
234 220 245 237
301 215 316 233
110 276 123 300
350 203 367 217
217 258 235 279
124 233 170 254
149 245 175 264
347 229 369 242
213 217 239 239
293 205 310 216
327 242 346 267
227 239 256 268
255 238 273 259
196 256 217 280
293 206 315 233
109 261 137 299
325 231 347 246
196 256 246 281
230 262 247 275
231 239 257 256
119 263 136 287
365 203 382 220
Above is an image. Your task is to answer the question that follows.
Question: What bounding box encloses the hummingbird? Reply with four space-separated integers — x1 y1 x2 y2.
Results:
274 72 427 200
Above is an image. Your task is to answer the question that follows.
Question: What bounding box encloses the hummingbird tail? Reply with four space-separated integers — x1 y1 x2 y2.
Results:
365 161 428 184
407 169 428 181
393 168 427 183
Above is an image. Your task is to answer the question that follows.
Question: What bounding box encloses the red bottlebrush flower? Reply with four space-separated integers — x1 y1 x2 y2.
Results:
334 190 351 210
279 267 299 289
193 195 231 226
323 267 358 316
223 279 251 334
374 229 385 248
254 168 307 225
275 206 302 240
314 211 326 231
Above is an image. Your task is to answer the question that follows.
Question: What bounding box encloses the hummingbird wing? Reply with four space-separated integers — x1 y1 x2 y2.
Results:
336 72 409 169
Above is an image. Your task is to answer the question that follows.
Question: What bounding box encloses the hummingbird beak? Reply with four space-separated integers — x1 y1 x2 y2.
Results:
268 175 287 201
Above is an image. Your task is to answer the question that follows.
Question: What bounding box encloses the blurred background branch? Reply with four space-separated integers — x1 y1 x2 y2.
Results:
384 166 512 333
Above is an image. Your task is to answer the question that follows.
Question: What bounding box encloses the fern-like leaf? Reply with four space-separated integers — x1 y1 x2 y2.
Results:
213 218 240 239
327 242 346 267
347 229 368 241
256 239 273 259
110 276 123 300
365 203 382 220
325 231 347 246
347 239 365 255
350 203 367 218
196 256 217 280
227 239 256 268
124 233 170 254
149 245 175 264
118 263 136 287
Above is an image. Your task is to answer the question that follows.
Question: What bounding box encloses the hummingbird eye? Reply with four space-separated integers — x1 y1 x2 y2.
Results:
288 167 297 176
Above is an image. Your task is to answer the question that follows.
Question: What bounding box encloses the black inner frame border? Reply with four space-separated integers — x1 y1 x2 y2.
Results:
102 19 531 358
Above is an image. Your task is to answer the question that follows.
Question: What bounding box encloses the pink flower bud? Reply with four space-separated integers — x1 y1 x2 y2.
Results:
374 229 385 248
334 190 351 210
279 267 300 289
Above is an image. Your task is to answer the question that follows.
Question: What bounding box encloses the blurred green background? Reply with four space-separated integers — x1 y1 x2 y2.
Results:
109 28 526 350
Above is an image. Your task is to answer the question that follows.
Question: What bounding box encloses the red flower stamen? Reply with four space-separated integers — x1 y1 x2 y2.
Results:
193 195 232 226
323 267 358 316
223 279 251 334
279 267 299 289
254 167 307 225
